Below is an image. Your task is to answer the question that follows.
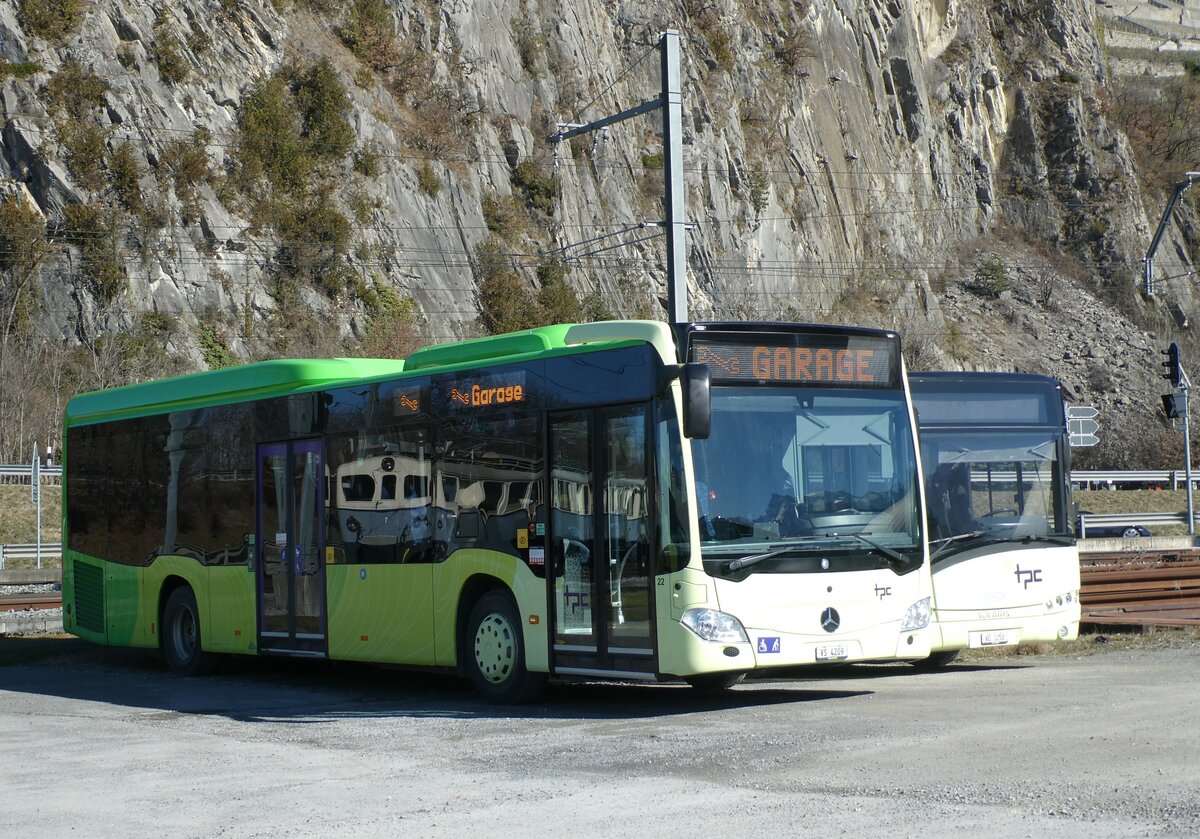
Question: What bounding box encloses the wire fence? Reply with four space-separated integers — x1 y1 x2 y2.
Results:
1 465 1190 486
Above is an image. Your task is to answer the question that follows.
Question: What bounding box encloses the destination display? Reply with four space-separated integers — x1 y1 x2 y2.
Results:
690 332 900 388
444 370 527 410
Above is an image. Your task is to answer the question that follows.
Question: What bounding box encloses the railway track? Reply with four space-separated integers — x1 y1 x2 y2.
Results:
0 592 62 612
1080 550 1200 627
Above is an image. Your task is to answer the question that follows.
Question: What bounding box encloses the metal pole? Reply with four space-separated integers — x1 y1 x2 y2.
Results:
660 30 687 325
32 442 42 569
1185 387 1195 535
1144 172 1200 297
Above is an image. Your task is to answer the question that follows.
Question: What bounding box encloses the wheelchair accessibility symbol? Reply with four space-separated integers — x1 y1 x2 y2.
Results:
757 636 781 654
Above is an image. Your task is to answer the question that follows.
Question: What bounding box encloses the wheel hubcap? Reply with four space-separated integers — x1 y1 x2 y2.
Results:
474 612 515 685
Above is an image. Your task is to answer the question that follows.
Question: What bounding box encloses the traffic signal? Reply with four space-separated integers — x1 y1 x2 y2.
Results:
1163 393 1185 419
1162 342 1182 387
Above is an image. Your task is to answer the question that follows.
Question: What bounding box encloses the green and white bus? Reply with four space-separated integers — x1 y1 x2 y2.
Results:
62 320 933 702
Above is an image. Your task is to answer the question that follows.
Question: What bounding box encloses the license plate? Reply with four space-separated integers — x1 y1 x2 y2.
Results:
816 644 849 661
976 630 1017 647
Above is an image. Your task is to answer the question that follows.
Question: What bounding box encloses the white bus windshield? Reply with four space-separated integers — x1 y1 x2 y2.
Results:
920 429 1067 546
691 387 921 570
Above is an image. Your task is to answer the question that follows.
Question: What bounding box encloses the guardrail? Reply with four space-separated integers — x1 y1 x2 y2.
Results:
3 460 1198 488
1078 512 1191 538
0 464 61 479
0 543 63 570
0 465 1183 486
1072 470 1195 489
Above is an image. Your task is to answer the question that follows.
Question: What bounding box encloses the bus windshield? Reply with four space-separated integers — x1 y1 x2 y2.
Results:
920 429 1068 550
691 387 921 571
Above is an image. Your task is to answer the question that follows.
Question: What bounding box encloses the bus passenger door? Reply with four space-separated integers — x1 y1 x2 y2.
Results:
256 439 327 656
548 406 655 679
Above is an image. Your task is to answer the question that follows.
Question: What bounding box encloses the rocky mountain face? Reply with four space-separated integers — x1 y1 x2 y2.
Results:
1 0 1198 465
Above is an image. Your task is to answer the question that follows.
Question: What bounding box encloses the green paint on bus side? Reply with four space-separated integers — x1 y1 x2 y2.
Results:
60 550 100 643
325 549 548 672
429 548 547 671
104 564 141 646
140 558 257 655
327 564 438 664
61 551 256 655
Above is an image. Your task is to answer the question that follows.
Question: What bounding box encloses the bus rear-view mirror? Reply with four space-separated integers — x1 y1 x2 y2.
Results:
681 362 711 439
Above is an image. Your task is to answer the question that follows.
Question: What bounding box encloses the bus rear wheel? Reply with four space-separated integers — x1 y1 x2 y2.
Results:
465 591 546 704
161 587 222 676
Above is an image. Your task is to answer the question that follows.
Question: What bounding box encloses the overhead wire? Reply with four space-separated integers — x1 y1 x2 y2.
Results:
0 109 1145 205
566 40 661 126
0 89 1163 336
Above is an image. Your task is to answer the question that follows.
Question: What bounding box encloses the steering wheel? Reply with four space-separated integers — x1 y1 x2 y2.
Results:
710 516 751 540
831 491 861 513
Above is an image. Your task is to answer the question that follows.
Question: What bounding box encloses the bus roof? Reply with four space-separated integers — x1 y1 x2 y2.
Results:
405 324 574 371
65 321 679 426
909 371 1062 389
909 371 1065 427
66 358 409 426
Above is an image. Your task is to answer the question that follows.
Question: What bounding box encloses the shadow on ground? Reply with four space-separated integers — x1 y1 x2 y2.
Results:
0 635 881 722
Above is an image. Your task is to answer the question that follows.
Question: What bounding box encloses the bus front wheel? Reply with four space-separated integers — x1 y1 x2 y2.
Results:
465 591 546 704
912 650 960 670
685 671 746 691
161 586 223 676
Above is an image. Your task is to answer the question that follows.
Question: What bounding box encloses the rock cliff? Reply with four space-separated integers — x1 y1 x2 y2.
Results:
1 0 1198 464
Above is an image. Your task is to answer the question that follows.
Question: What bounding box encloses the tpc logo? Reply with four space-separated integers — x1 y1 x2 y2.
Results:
1014 565 1043 589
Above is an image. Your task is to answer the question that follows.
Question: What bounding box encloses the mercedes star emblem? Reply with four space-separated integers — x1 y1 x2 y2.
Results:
821 607 840 633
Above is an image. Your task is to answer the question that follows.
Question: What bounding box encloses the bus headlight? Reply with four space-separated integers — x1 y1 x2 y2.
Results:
680 608 750 644
900 597 931 632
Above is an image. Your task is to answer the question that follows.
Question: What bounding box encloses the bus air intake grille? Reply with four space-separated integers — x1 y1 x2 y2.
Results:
73 562 105 633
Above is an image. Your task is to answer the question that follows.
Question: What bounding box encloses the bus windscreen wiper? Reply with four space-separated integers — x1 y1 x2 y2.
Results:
929 530 989 561
724 545 803 573
825 531 907 566
1017 533 1075 546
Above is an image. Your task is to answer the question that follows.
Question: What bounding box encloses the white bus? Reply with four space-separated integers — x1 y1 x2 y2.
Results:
686 323 933 676
909 372 1080 666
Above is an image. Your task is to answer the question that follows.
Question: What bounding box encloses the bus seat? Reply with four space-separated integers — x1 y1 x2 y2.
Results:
455 510 484 540
455 481 485 510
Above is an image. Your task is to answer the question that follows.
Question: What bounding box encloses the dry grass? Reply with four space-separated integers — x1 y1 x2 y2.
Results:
1076 488 1192 535
961 626 1200 661
0 483 61 554
1076 488 1189 514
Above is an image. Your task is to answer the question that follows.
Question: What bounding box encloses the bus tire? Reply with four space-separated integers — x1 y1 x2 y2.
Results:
912 650 959 670
465 591 546 704
161 586 223 677
685 671 745 691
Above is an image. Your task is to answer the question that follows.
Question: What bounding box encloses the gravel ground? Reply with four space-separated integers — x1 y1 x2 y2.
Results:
0 583 62 635
0 583 61 595
1 637 1197 838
